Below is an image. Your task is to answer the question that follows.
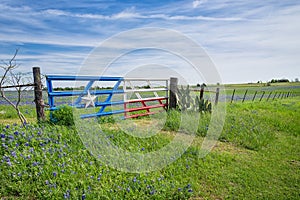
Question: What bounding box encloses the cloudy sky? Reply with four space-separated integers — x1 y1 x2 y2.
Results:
0 0 299 84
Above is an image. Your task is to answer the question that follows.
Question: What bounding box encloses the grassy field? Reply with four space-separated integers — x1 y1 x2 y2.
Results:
0 84 300 199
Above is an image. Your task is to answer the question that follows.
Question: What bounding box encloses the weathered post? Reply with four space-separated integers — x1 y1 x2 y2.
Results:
169 77 178 110
266 91 272 101
231 89 235 103
215 88 220 105
33 67 45 121
277 92 281 99
242 89 248 103
272 92 277 100
200 86 204 100
252 91 257 101
260 91 266 102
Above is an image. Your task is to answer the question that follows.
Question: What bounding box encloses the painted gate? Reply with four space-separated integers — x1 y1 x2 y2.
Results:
46 75 169 119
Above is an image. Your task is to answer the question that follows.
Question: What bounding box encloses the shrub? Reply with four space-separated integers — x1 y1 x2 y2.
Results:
51 105 74 126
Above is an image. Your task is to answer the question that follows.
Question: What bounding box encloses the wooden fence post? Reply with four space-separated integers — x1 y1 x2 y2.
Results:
231 89 235 103
169 77 178 110
200 87 204 100
242 89 248 103
33 67 45 121
252 91 257 101
272 92 277 100
260 91 265 102
215 88 219 105
266 92 272 101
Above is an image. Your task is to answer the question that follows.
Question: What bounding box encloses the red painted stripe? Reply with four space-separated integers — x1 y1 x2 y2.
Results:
126 97 167 104
125 109 165 119
125 104 167 112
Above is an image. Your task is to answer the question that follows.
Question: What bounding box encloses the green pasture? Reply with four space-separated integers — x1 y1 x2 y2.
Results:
0 83 299 199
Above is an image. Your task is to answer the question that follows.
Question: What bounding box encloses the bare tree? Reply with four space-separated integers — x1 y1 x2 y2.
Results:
0 49 33 125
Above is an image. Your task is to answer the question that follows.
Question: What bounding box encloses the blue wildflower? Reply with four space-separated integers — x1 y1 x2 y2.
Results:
14 131 19 136
126 187 130 192
8 135 14 140
45 180 49 185
0 134 5 138
53 172 57 177
150 190 155 195
178 188 182 192
29 147 34 153
188 189 193 193
133 177 137 182
82 194 86 200
11 151 17 157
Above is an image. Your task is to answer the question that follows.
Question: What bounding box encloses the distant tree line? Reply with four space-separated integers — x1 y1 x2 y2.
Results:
269 79 290 83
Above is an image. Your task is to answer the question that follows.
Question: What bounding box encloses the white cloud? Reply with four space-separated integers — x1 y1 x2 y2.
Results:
193 0 207 8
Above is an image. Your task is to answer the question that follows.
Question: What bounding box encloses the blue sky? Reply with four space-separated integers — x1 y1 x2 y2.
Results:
0 0 299 84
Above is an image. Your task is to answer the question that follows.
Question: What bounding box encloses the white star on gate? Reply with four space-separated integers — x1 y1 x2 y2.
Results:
81 91 97 108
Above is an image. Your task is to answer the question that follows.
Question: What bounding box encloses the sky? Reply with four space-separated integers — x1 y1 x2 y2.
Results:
0 0 299 85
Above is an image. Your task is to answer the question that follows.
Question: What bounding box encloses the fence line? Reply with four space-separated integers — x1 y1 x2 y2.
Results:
229 89 298 103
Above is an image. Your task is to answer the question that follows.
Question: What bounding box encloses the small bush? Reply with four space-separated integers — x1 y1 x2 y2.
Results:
51 105 74 126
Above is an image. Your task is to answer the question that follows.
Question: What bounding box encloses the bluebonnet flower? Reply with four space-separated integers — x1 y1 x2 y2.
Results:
14 131 19 136
8 135 14 140
2 143 8 149
141 147 145 151
188 189 193 193
17 173 22 177
82 194 86 200
32 162 39 167
29 147 34 153
133 177 137 182
53 172 57 177
11 151 17 158
45 180 49 185
7 160 12 166
126 188 130 192
150 190 155 195
15 143 19 147
0 133 5 138
5 125 10 129
25 143 29 146
178 188 182 192
64 190 70 199
38 132 41 136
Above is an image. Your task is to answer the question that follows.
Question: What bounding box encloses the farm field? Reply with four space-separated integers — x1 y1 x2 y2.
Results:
0 84 300 199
